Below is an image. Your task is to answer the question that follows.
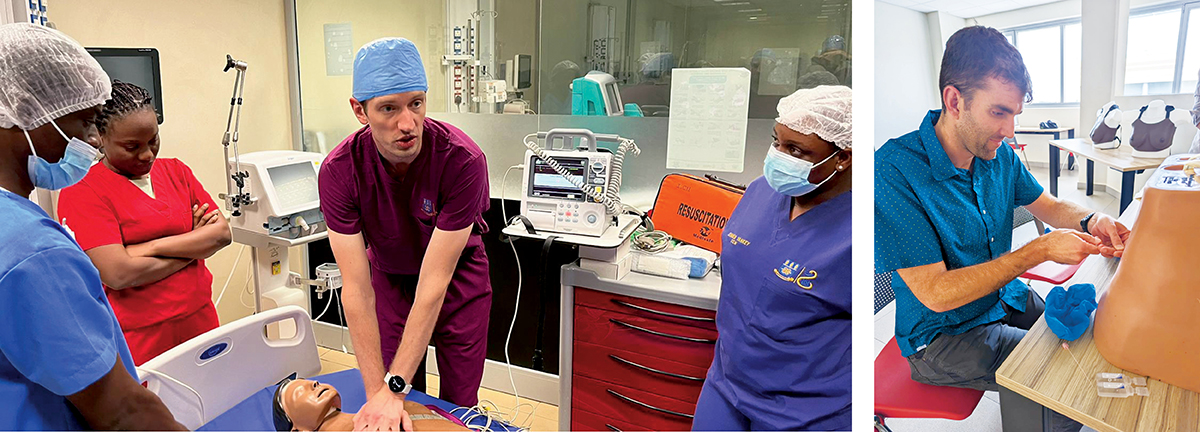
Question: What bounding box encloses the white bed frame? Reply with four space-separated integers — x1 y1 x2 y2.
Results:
137 306 322 430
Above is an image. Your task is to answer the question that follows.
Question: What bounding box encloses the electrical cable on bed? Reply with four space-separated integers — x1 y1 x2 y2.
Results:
451 400 530 432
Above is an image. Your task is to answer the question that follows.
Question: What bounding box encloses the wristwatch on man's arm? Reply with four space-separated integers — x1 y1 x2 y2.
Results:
384 373 412 395
1081 212 1096 234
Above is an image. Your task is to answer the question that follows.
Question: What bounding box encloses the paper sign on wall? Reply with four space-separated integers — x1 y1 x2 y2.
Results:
324 23 354 76
666 68 752 173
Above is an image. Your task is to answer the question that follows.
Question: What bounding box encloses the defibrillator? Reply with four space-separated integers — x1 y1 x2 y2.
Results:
520 129 639 237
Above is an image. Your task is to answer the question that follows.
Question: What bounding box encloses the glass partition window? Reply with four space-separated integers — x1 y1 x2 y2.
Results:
538 0 851 118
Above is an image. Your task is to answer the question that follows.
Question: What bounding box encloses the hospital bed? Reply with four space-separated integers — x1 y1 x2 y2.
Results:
137 306 520 431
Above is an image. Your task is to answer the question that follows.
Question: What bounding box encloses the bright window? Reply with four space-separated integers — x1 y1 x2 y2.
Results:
1002 20 1081 105
1124 8 1182 95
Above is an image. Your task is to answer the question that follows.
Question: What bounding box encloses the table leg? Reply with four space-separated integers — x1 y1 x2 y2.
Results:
1049 146 1060 197
1086 159 1094 196
1121 171 1135 214
1000 386 1051 432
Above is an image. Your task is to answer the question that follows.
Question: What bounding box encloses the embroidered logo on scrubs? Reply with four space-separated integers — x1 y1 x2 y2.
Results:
774 259 819 290
421 198 435 216
726 232 751 246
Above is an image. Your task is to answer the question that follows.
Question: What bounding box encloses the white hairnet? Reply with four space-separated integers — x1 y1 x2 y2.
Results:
776 85 852 149
0 23 111 130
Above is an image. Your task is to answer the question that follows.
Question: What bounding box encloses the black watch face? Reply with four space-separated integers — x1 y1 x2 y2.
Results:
388 375 406 393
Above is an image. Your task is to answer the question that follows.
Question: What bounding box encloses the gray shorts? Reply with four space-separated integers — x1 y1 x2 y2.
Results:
907 290 1083 432
907 290 1044 390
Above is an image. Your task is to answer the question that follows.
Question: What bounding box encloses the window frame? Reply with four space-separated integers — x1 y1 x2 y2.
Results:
1121 1 1200 96
1001 17 1080 107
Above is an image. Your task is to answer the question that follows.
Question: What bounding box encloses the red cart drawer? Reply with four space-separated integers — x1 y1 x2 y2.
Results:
571 407 649 431
571 374 695 431
574 305 717 369
574 288 716 331
573 340 707 403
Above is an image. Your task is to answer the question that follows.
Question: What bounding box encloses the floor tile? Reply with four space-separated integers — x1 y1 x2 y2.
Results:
532 402 559 422
319 359 352 375
322 349 359 368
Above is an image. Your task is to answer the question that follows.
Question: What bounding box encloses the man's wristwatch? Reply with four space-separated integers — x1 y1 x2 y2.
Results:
1081 212 1096 234
384 373 412 395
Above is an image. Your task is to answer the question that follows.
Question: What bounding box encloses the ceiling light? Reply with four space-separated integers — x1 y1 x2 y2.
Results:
739 8 763 12
722 1 751 5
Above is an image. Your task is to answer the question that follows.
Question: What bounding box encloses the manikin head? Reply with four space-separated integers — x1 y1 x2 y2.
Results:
273 377 342 432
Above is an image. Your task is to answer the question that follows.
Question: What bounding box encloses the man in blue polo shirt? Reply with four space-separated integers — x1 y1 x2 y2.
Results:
875 26 1131 432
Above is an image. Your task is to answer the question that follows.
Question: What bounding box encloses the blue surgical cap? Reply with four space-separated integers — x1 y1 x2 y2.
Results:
352 37 428 102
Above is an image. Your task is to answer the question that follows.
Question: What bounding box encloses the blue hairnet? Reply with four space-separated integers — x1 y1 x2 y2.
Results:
352 37 427 102
1045 284 1098 341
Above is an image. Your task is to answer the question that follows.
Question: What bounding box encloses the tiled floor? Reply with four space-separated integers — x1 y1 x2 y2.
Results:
316 347 559 431
874 164 1107 432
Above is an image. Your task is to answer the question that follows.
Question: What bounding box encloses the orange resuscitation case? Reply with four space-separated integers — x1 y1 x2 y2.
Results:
650 174 744 254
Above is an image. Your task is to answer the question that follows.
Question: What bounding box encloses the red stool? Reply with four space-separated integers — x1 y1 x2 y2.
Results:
874 338 984 431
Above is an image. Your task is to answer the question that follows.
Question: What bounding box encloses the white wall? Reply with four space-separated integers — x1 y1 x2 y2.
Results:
875 1 939 147
928 11 966 77
54 0 297 324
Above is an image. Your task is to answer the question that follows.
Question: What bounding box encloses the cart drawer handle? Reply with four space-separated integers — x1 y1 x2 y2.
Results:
611 299 715 322
609 354 705 382
606 389 695 419
609 319 716 344
605 425 622 432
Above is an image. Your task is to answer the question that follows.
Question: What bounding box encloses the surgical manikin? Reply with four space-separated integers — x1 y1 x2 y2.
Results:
272 377 469 432
1094 154 1200 393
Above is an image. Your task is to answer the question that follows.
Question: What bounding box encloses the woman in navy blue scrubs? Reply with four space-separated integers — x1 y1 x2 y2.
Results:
692 86 853 431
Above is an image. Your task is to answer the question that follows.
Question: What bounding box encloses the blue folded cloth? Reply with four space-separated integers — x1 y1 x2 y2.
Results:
1045 283 1098 341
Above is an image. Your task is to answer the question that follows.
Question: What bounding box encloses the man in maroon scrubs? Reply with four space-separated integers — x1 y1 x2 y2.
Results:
318 37 491 432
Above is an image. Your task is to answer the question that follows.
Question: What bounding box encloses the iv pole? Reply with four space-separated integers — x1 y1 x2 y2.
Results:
221 54 250 217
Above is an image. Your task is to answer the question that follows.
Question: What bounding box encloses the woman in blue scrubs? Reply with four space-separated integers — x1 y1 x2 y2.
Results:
692 85 852 431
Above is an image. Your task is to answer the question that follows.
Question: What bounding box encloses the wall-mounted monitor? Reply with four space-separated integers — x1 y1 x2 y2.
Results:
86 47 164 124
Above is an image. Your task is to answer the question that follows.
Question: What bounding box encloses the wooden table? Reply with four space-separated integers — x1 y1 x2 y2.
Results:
1017 126 1077 168
996 201 1200 432
1047 139 1166 214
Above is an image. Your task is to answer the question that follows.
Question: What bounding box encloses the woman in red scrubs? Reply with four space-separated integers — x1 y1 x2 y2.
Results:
58 81 232 365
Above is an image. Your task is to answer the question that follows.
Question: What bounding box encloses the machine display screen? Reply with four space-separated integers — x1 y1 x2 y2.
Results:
530 156 587 201
267 162 320 211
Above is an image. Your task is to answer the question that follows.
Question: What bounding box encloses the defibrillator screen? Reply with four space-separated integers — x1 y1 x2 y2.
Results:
530 156 587 201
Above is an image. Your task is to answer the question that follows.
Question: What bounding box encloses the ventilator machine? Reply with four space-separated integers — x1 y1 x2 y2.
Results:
217 55 338 338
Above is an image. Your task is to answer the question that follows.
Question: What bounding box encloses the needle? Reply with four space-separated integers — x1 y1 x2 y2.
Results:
1062 342 1082 368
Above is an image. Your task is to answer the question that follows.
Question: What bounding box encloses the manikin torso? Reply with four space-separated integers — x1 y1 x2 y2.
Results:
1094 154 1200 392
1130 100 1180 156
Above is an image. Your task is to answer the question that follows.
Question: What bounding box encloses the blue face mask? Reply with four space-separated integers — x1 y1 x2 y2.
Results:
763 146 841 196
25 119 98 191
